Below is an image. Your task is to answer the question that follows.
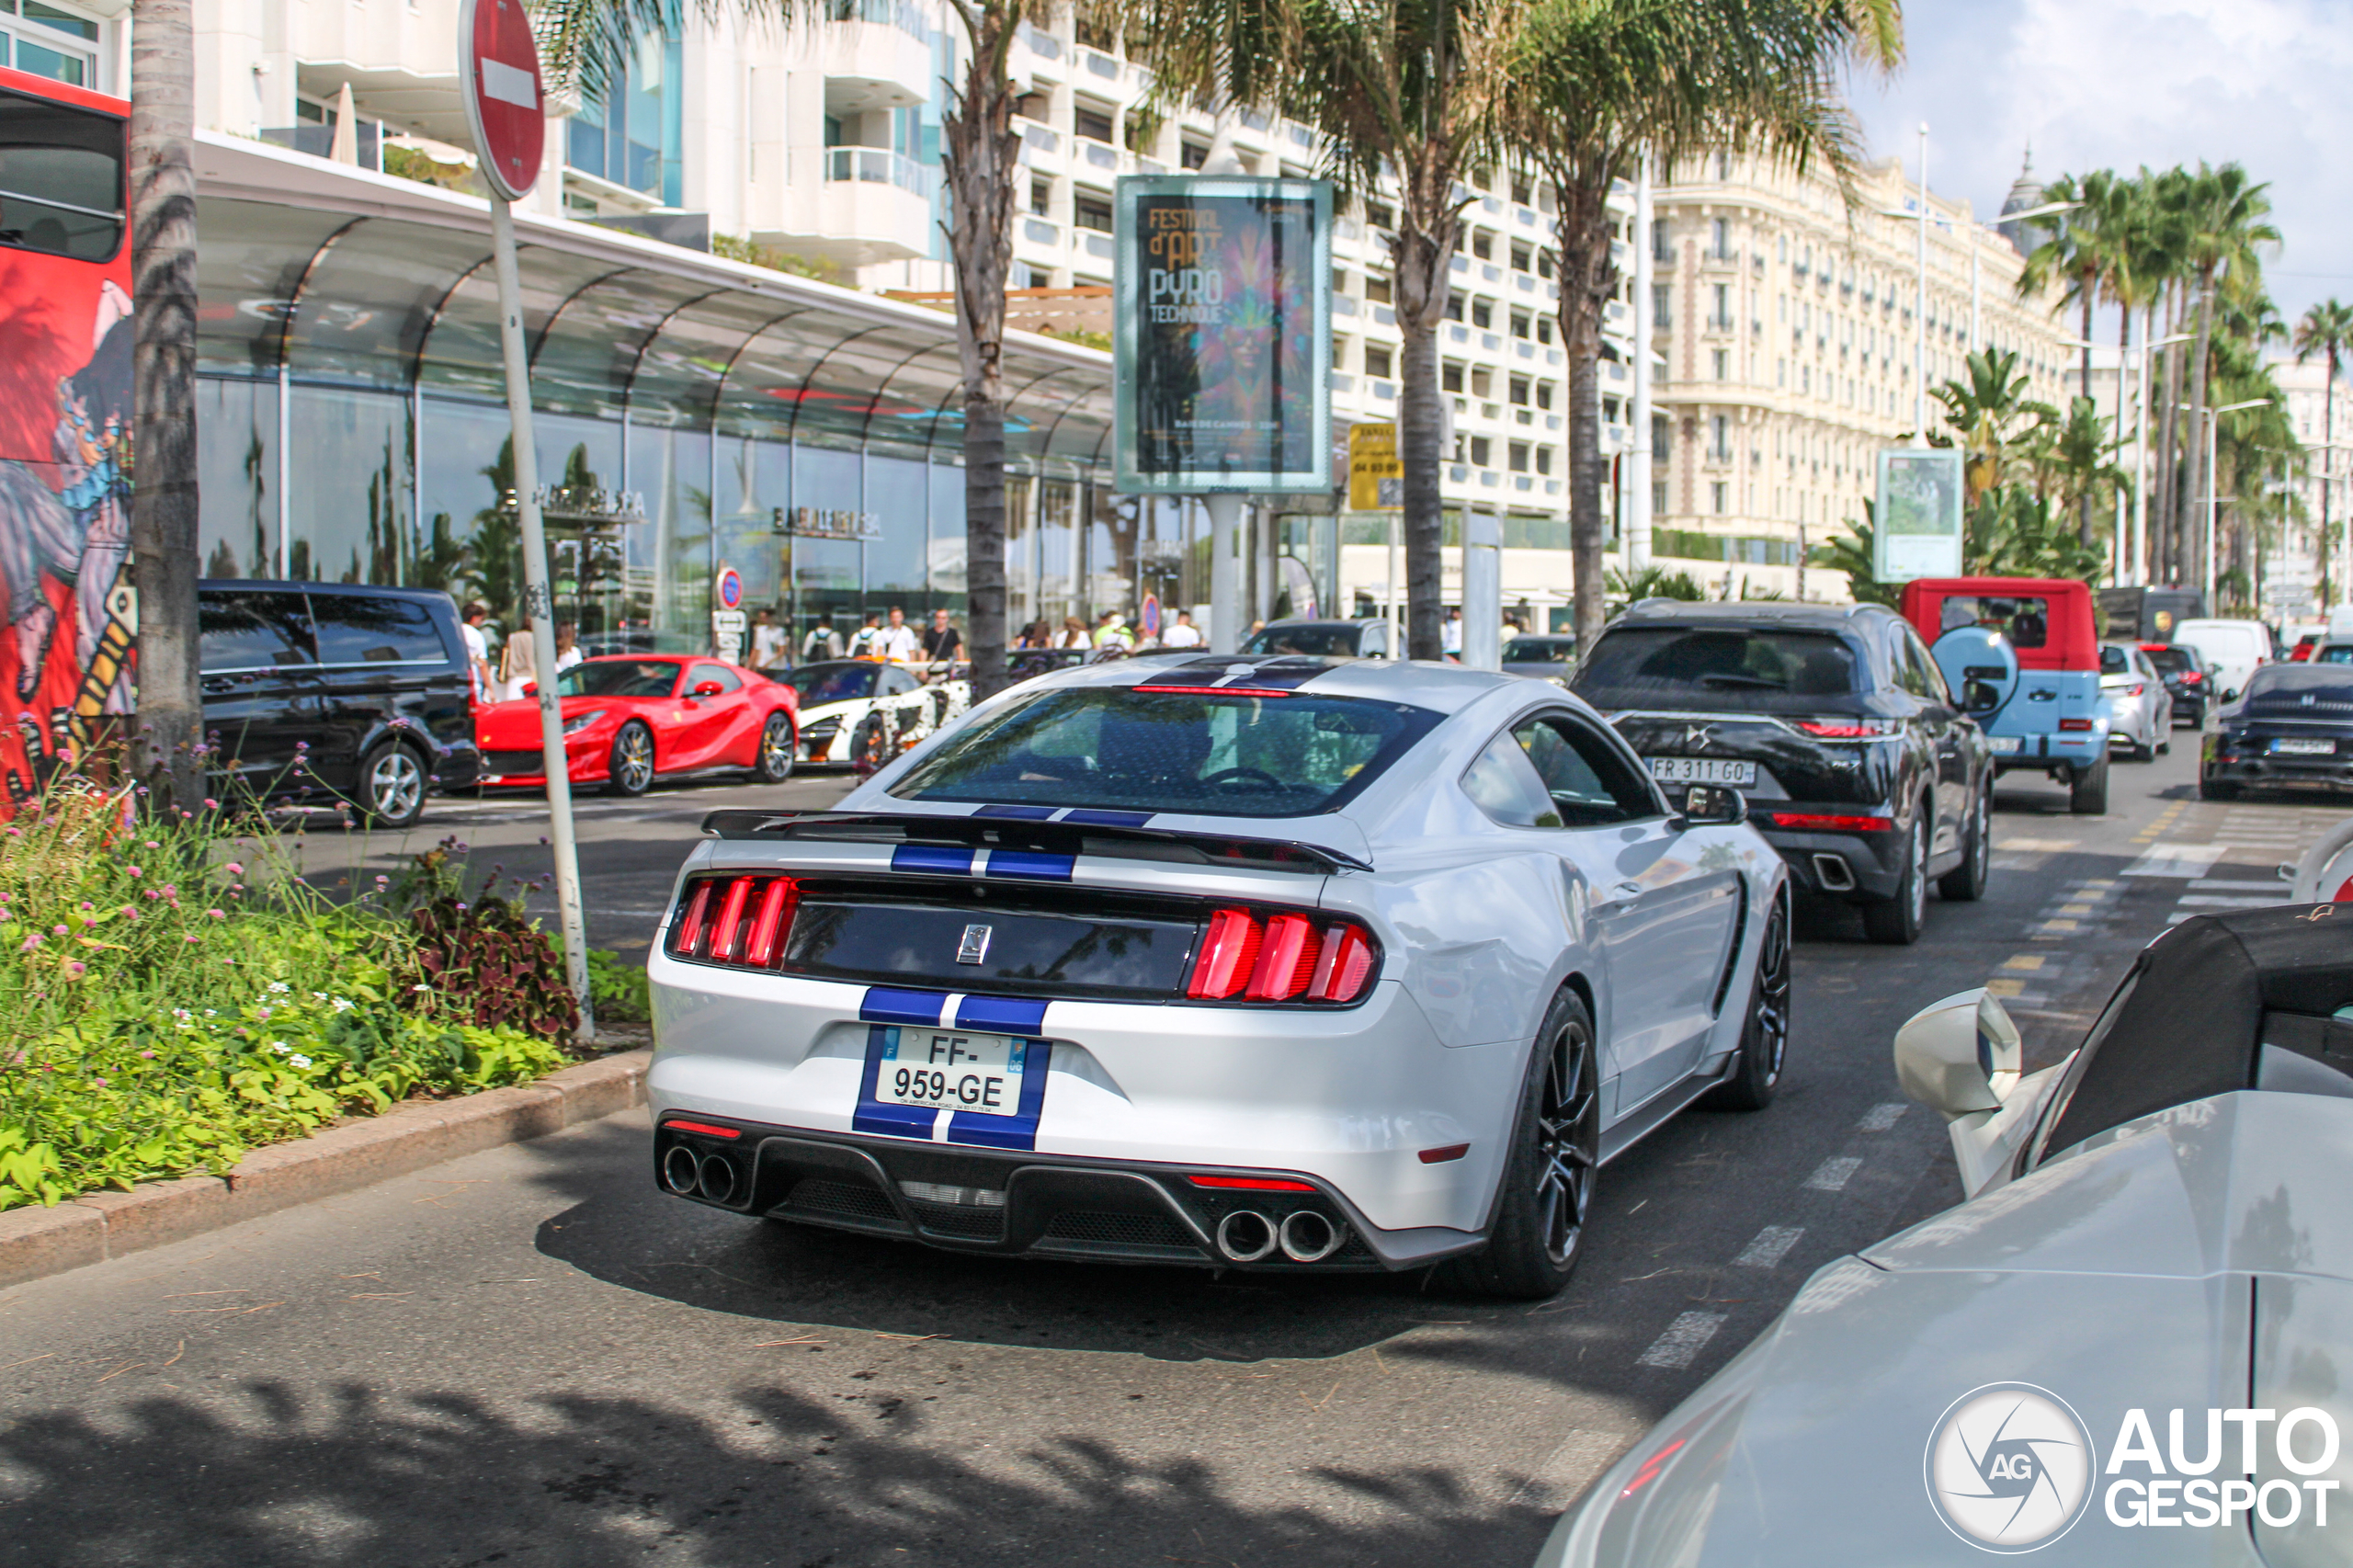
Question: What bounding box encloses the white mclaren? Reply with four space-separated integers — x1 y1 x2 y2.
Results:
645 654 1791 1297
779 659 970 770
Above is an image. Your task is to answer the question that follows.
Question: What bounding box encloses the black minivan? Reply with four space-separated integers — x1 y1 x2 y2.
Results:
198 581 481 827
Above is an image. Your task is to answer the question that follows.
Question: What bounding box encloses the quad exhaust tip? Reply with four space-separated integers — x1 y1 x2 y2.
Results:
1215 1210 1279 1263
1216 1208 1349 1263
1279 1210 1345 1263
1812 853 1858 892
697 1153 740 1205
661 1145 702 1195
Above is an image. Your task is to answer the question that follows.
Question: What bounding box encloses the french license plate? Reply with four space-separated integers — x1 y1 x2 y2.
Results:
872 1028 1030 1114
1646 756 1756 787
1985 735 2025 755
2271 737 2336 756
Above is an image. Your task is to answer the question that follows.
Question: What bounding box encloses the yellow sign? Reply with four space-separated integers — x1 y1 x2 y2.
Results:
1347 423 1403 511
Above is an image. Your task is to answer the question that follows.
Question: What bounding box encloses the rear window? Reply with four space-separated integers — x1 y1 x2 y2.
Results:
558 660 678 699
1935 595 2052 650
1243 625 1361 657
0 87 124 262
2143 645 2196 674
889 687 1441 817
312 595 452 665
2242 667 2353 716
1503 638 1577 665
2099 645 2130 675
2317 645 2353 666
1573 626 1863 710
199 591 314 672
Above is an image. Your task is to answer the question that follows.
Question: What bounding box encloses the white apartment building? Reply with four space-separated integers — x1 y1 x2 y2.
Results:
2270 357 2347 619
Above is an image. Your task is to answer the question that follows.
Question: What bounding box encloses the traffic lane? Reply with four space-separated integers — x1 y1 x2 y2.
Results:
0 750 2209 1568
278 771 860 958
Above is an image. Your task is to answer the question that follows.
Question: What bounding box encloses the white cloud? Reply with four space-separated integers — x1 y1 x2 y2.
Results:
1850 0 2353 321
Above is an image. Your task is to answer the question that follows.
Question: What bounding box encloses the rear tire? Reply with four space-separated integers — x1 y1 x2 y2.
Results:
355 741 428 829
2200 777 2240 801
1937 779 1991 903
1441 989 1599 1300
2069 754 2109 814
1862 811 1928 946
1703 898 1790 1111
751 710 795 783
607 721 654 797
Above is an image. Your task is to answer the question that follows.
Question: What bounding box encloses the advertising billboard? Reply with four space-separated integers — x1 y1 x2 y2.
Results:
1874 448 1965 583
1113 176 1331 494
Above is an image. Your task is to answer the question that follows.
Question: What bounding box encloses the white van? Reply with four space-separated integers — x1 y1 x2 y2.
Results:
2171 618 2271 701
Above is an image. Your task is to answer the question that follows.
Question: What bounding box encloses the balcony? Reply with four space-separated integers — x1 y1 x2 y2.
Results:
1014 117 1062 172
1601 423 1631 455
788 147 938 265
822 0 938 113
1077 136 1121 174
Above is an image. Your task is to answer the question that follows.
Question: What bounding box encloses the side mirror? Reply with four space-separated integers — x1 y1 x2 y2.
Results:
693 679 725 698
1893 987 2022 1120
521 682 538 698
1675 782 1746 827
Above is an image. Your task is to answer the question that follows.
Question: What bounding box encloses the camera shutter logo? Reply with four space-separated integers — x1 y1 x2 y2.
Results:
1924 1383 2097 1552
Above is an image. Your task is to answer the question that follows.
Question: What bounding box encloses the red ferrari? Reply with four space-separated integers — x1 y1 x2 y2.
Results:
475 655 799 795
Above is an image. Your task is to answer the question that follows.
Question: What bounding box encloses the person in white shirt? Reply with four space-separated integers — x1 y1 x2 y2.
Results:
847 613 882 658
749 608 788 671
554 622 584 674
1442 607 1463 658
460 602 493 702
1161 610 1203 648
1094 609 1133 650
498 616 538 700
802 615 845 663
877 606 923 663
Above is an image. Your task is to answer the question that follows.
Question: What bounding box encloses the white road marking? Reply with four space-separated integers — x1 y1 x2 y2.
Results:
1733 1226 1804 1268
2123 843 2228 878
1635 1312 1727 1369
2190 878 2293 892
1803 1155 1863 1192
1858 1103 1907 1132
2175 894 2284 909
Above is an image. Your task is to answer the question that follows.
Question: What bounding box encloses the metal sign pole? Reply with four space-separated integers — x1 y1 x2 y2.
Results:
490 193 594 1041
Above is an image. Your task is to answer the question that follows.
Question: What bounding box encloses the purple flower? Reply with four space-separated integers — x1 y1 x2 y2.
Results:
18 935 37 951
63 960 84 979
207 909 224 919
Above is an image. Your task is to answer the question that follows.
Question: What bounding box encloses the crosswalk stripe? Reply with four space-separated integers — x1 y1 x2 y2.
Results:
1636 1312 1727 1369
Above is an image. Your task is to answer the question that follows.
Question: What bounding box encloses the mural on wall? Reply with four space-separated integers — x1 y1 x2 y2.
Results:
0 239 137 804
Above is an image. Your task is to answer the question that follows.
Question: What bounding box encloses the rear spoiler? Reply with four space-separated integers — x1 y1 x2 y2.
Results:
699 809 1370 875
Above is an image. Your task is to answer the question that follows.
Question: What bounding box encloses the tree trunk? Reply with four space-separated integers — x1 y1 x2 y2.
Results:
2155 288 2187 580
1552 161 1615 651
1389 143 1459 663
2322 351 2337 613
940 4 1019 699
130 0 202 812
2182 267 2217 597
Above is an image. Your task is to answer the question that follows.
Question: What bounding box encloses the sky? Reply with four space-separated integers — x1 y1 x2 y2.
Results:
1844 0 2353 333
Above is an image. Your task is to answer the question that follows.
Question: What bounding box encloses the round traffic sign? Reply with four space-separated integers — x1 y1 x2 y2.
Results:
716 567 745 612
460 0 545 202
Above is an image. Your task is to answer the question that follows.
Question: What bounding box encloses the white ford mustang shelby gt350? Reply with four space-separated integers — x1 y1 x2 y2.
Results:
646 655 1791 1297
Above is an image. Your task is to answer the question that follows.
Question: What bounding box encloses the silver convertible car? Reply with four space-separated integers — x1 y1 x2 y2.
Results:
645 654 1791 1298
1538 903 2353 1564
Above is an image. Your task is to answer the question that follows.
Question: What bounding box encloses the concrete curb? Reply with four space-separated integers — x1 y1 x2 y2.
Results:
0 1047 651 1290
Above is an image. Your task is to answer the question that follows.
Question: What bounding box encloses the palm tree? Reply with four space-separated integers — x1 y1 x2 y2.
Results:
1503 0 1896 649
540 0 1053 699
2293 298 2353 610
2177 163 2279 597
2018 167 2130 544
130 0 204 810
1132 0 1518 659
1928 347 2050 505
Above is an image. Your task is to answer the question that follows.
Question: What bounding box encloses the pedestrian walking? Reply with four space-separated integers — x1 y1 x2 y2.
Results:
750 607 788 671
921 607 961 664
1160 610 1202 648
1094 609 1133 650
460 601 494 702
847 612 882 658
498 616 537 700
878 606 922 664
802 614 845 663
554 622 583 674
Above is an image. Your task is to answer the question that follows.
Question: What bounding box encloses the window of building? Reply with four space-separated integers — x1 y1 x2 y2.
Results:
1332 336 1349 369
1652 219 1671 262
1180 138 1208 169
3 0 102 86
1711 415 1730 460
1074 17 1115 51
1510 312 1530 340
1471 299 1493 329
1536 447 1552 476
1509 442 1529 473
1711 282 1730 328
1538 248 1555 279
1444 293 1464 323
1072 103 1115 144
1711 217 1729 258
1508 376 1529 405
1652 415 1670 461
1073 191 1112 233
1711 481 1728 514
1367 200 1394 230
1712 349 1728 381
1652 284 1671 328
1442 362 1464 393
568 34 686 207
1366 272 1392 304
1029 177 1051 216
1536 316 1553 345
1469 437 1493 468
1510 241 1532 273
1654 482 1669 515
1512 176 1534 206
1366 346 1393 380
1714 152 1731 180
1471 368 1494 398
1536 381 1554 411
1472 229 1494 260
1017 91 1052 121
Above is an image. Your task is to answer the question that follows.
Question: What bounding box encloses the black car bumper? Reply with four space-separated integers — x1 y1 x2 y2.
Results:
2168 691 2207 725
2203 749 2353 793
1756 820 1907 903
650 1115 1482 1273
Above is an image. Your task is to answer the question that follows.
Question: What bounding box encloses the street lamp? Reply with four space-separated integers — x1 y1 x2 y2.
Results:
2179 397 2275 605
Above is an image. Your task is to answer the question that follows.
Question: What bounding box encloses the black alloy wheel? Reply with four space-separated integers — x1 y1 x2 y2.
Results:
1706 897 1790 1111
752 710 795 783
1444 989 1600 1300
1937 778 1992 903
608 721 655 797
356 741 428 829
1863 808 1928 945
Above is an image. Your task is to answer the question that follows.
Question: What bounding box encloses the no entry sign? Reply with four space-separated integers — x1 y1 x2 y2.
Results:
460 0 545 203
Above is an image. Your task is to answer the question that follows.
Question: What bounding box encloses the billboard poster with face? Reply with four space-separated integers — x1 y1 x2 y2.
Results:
1874 448 1965 582
1113 177 1331 494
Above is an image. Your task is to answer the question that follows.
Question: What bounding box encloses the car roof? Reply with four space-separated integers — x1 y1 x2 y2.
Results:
1010 652 1524 716
198 579 456 603
1256 618 1377 630
1609 600 1893 631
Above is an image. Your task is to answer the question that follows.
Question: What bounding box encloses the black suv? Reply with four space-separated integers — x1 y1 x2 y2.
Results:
198 581 481 827
1571 601 1995 945
2139 642 2211 728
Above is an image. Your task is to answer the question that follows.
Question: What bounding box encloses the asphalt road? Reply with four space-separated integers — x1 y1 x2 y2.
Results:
6 744 2347 1568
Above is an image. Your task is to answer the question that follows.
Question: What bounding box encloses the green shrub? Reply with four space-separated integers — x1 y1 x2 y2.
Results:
586 949 652 1022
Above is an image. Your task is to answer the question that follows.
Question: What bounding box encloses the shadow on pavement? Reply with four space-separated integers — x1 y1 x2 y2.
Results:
0 1377 1549 1568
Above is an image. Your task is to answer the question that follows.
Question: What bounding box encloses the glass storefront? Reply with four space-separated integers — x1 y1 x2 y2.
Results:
191 196 1131 663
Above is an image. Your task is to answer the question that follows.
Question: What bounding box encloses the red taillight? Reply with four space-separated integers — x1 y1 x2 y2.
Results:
1794 719 1897 738
1188 1174 1317 1192
2184 671 2204 684
670 874 801 969
2059 717 2095 732
2128 682 2145 697
1187 909 1379 1004
662 1119 742 1140
1767 812 1893 832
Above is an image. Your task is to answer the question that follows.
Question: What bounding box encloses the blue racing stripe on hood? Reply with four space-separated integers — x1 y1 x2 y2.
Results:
891 844 975 876
859 988 949 1027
